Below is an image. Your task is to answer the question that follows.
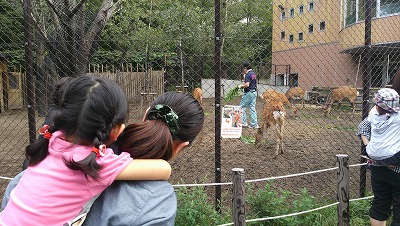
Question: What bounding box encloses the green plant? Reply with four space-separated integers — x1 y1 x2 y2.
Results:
240 135 256 144
246 182 369 226
175 186 231 226
224 86 242 102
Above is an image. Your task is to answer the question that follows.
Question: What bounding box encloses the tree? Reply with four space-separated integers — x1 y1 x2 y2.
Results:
29 0 123 77
0 0 24 67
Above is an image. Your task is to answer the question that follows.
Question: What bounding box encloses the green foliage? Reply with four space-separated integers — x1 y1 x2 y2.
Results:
349 198 372 226
174 181 372 225
240 135 256 144
246 183 371 226
224 86 242 102
175 186 231 226
0 0 24 51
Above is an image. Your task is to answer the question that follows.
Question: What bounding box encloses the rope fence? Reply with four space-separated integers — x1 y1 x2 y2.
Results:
0 154 369 225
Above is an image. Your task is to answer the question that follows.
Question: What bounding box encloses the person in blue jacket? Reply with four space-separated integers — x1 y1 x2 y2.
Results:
238 61 259 128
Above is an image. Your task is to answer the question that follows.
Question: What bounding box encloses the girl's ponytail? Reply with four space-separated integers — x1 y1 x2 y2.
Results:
26 125 56 166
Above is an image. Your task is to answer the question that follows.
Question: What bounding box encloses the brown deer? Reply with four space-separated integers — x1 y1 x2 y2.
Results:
322 86 358 118
285 87 305 109
255 101 286 157
193 88 203 106
261 89 298 116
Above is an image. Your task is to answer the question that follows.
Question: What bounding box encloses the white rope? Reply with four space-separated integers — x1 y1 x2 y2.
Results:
172 182 232 187
172 166 339 187
349 163 367 167
217 196 375 226
245 166 338 183
0 176 12 180
217 202 339 226
350 195 374 202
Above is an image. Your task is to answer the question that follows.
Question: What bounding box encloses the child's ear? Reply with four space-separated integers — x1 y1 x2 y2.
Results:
142 107 150 122
172 141 190 156
110 124 126 141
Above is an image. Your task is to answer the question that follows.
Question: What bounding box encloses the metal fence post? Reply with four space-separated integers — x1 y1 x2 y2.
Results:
336 154 350 226
232 168 245 226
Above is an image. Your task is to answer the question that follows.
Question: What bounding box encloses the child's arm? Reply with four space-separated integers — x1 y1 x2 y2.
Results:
115 159 171 180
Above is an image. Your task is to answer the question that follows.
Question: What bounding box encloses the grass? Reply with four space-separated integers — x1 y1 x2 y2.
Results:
175 181 372 225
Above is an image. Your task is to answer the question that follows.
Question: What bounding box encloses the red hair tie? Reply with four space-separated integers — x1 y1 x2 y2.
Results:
39 125 52 139
92 144 106 157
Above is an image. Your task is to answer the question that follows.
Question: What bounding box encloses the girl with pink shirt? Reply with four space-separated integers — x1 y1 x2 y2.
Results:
0 76 171 226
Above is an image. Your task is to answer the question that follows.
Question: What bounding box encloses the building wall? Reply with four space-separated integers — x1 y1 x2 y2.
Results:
272 0 341 52
340 15 400 50
272 43 359 91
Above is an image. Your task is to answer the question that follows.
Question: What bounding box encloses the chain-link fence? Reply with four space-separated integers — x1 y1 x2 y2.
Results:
1 0 399 213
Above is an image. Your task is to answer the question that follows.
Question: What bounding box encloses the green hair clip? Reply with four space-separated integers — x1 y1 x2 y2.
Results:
146 104 180 136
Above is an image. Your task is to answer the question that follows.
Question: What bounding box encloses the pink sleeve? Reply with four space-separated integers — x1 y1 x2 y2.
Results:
89 150 133 195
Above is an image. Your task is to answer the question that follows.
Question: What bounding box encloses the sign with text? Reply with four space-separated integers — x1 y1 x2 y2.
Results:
221 105 243 138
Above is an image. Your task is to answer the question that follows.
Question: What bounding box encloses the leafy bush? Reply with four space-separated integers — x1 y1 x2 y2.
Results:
174 181 372 225
224 86 242 102
175 186 231 226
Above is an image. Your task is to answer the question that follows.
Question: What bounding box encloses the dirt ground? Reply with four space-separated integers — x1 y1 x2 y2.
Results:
0 96 370 205
168 97 369 204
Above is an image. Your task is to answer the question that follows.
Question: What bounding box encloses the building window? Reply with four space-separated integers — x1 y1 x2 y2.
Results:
280 31 286 40
380 0 400 16
319 21 326 31
289 34 294 43
344 0 399 27
298 32 304 41
299 5 304 14
281 11 286 20
309 2 315 11
290 8 295 17
308 24 314 33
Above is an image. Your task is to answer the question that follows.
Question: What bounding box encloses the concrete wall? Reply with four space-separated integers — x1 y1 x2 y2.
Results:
201 78 289 98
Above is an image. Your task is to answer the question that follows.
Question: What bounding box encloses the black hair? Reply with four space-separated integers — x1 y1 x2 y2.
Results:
26 76 128 179
118 92 204 160
243 61 252 69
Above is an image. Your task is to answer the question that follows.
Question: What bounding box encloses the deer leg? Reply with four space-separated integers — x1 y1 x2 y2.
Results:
278 121 284 155
255 122 264 147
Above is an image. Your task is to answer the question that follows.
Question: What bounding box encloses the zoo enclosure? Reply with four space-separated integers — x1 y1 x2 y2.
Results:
0 0 399 212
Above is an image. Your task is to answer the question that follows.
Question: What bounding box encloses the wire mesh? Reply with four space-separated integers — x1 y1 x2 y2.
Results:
0 0 399 212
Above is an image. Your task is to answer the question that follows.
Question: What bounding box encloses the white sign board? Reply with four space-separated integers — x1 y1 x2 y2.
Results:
221 105 243 138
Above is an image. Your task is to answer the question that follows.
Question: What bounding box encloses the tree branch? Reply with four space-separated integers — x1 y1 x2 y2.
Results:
70 0 86 17
44 0 68 27
84 0 122 52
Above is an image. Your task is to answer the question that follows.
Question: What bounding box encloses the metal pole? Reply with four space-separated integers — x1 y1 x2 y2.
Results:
23 0 36 144
360 0 372 197
214 0 222 213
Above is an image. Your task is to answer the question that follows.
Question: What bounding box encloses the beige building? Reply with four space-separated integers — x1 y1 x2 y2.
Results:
271 0 400 91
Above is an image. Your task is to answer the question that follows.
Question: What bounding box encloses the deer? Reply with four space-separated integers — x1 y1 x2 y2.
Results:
261 89 298 116
322 86 358 118
255 101 286 157
193 88 203 106
285 87 305 109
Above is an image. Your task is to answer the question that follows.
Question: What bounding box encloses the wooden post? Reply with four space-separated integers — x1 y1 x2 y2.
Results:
336 154 350 226
232 168 245 226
